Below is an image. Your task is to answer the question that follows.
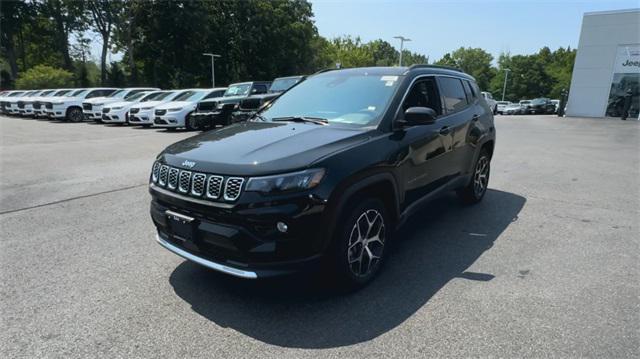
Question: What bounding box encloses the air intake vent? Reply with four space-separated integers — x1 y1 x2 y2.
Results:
224 177 244 201
168 168 180 190
151 162 161 182
191 173 206 196
178 171 192 193
206 176 223 199
159 165 169 186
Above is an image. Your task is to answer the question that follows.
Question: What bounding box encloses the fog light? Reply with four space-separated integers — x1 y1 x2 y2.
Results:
277 222 288 233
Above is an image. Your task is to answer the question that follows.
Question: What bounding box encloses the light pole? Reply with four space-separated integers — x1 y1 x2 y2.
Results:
202 53 221 87
501 68 511 101
393 36 411 66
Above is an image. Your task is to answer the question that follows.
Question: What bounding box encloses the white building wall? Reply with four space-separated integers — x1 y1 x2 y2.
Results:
566 9 640 118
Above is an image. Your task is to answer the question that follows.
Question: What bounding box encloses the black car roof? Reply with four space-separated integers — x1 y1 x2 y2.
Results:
314 65 475 81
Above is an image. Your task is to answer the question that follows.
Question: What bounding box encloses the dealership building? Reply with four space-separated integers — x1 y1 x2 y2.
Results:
566 9 639 119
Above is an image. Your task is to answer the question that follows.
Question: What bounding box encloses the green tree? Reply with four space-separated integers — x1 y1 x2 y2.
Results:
15 64 74 89
87 0 122 85
107 62 125 87
435 47 495 90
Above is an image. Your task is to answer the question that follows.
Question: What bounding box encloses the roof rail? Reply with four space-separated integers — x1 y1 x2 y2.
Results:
408 64 464 73
313 67 341 75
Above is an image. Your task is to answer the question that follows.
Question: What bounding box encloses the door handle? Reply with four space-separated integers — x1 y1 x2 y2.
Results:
439 126 451 135
472 114 479 122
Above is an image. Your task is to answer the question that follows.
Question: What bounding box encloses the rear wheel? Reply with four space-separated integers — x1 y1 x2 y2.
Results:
458 149 490 204
329 198 389 289
185 113 198 131
66 107 84 122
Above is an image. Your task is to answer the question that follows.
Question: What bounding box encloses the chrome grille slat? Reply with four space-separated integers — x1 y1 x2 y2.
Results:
178 171 192 193
206 175 224 199
224 177 244 201
151 162 161 182
191 173 206 196
159 165 169 186
168 168 180 189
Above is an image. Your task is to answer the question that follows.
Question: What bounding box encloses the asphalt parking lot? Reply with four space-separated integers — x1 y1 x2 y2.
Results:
1 115 638 358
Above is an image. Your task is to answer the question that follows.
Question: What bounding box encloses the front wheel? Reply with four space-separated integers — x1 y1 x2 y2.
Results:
66 107 84 122
457 149 490 204
185 113 198 131
329 198 389 289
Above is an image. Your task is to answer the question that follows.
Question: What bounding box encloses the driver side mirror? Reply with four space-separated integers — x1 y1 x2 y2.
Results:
401 107 437 126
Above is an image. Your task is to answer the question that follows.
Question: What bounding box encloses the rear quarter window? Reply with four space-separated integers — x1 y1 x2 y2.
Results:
438 77 469 114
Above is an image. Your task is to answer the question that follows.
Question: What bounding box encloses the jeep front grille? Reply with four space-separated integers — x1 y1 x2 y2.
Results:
102 108 111 113
155 109 166 116
150 162 244 202
224 178 244 201
33 102 42 109
45 102 53 109
191 173 206 196
129 107 140 114
17 101 25 109
197 101 217 112
206 176 223 199
168 168 179 189
178 171 192 193
83 103 92 111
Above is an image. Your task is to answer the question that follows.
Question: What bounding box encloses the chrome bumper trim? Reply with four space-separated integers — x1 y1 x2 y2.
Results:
155 234 258 279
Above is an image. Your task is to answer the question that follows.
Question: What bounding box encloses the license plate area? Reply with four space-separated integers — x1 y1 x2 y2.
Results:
166 210 197 242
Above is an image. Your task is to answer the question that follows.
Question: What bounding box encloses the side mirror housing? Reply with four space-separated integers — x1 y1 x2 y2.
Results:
401 107 437 126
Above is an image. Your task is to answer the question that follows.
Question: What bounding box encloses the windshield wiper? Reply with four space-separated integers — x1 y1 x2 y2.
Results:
272 116 328 125
251 113 270 122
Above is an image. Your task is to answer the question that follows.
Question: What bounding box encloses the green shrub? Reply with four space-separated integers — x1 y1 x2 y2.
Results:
15 65 74 89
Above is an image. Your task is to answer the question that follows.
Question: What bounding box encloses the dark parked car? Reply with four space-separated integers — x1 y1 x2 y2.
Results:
527 98 556 114
191 81 272 129
231 76 305 122
149 65 496 288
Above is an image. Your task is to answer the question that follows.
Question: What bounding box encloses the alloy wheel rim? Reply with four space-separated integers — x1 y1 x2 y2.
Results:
474 156 489 196
347 209 385 277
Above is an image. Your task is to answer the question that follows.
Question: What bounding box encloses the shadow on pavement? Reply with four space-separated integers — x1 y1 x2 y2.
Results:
169 189 525 348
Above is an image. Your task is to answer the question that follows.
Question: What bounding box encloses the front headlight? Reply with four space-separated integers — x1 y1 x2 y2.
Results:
140 107 153 110
245 169 325 194
51 102 64 105
95 103 103 106
168 107 183 112
111 106 123 110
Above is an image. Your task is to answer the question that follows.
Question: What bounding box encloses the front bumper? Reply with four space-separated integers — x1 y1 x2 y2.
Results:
149 183 328 278
153 114 183 127
83 108 104 120
102 110 127 123
47 106 66 119
129 110 153 125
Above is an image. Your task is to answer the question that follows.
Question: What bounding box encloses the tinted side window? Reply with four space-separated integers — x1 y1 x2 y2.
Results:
86 90 104 99
438 77 468 114
402 78 442 116
203 90 226 100
462 80 476 102
252 85 268 94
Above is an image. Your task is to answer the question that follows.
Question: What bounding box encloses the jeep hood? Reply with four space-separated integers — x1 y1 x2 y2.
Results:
160 121 370 176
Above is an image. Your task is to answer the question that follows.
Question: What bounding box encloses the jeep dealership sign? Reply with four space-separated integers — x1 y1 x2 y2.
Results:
613 45 640 74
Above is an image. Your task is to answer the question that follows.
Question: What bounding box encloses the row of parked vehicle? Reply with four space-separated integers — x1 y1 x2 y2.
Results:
0 75 304 130
495 98 560 115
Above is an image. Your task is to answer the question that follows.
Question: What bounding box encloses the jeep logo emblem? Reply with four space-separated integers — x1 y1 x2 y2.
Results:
181 160 196 168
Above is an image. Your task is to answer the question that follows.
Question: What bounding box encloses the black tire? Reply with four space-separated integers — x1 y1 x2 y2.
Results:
329 198 390 290
185 113 198 131
66 107 84 122
458 148 490 204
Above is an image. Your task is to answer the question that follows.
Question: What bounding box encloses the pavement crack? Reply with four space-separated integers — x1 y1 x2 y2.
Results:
0 184 148 216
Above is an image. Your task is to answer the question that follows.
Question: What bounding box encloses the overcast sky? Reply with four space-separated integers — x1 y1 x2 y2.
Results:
91 0 639 64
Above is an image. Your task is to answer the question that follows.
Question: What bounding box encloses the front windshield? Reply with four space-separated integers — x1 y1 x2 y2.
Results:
54 90 71 96
172 90 205 102
224 84 251 97
108 90 125 98
40 90 54 96
9 92 25 97
68 89 87 97
126 92 148 101
258 72 402 127
532 98 548 105
150 91 174 101
269 77 302 92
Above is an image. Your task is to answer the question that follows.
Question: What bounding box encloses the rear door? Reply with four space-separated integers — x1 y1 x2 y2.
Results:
436 76 475 178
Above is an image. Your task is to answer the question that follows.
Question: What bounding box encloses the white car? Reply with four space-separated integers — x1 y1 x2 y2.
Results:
101 91 166 124
128 90 184 126
152 89 223 130
0 90 26 114
32 89 73 117
481 91 498 114
44 88 118 122
83 87 159 122
18 89 57 116
496 101 511 115
6 90 40 115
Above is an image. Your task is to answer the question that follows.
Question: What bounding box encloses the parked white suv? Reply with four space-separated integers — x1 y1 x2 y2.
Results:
83 87 159 122
102 91 166 124
44 88 118 122
0 91 26 114
128 90 182 126
18 90 57 116
33 89 72 117
7 90 41 115
152 89 223 130
481 91 498 114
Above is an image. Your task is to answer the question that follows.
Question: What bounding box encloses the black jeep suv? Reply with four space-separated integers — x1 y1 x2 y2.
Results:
149 66 496 288
231 75 305 122
191 81 272 130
